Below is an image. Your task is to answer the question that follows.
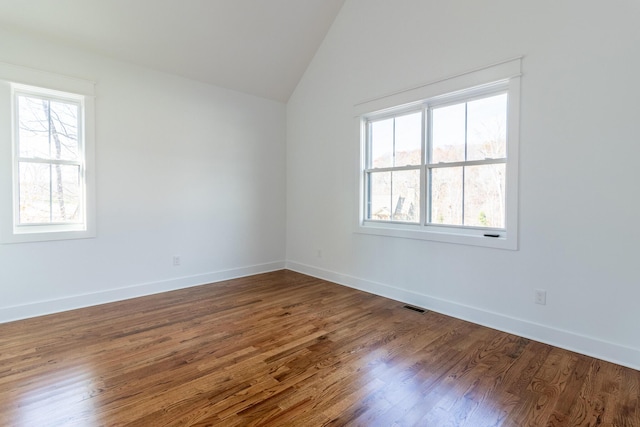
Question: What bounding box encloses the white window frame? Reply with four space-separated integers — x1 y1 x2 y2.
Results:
355 58 521 250
0 62 96 243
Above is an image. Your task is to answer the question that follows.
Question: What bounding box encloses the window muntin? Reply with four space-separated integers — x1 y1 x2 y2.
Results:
15 92 85 227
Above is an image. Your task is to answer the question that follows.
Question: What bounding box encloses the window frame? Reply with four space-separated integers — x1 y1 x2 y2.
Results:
355 58 521 250
0 62 96 244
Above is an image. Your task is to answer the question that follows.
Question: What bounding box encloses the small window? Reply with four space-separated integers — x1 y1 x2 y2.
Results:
0 65 95 243
357 59 521 249
15 90 85 228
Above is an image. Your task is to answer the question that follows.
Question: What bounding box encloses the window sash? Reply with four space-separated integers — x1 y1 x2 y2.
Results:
16 160 85 226
364 166 422 224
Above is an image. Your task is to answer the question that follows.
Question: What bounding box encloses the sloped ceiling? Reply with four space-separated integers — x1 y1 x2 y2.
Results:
0 0 345 102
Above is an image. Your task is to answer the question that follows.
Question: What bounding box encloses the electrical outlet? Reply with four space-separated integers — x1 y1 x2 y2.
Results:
534 289 546 305
172 255 181 266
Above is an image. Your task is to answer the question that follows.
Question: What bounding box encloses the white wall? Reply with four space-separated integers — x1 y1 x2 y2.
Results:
286 0 640 369
0 27 286 321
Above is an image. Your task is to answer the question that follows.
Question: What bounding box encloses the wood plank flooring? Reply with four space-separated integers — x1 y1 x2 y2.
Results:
0 270 638 426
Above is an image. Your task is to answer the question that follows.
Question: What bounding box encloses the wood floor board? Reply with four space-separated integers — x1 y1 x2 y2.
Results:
1 270 638 426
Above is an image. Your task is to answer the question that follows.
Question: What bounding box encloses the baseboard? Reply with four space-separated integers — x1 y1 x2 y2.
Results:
0 261 286 324
286 261 640 371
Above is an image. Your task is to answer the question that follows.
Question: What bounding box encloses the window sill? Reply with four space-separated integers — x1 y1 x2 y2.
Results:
355 221 517 250
1 226 95 244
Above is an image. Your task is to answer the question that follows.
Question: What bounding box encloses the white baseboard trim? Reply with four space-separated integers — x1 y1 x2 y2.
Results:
0 261 286 324
286 261 640 371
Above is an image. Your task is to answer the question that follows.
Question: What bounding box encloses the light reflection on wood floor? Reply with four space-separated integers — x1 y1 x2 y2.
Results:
0 270 638 426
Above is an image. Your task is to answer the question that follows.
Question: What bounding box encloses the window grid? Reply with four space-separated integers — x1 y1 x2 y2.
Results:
364 109 423 224
364 90 508 230
425 98 507 229
14 90 85 228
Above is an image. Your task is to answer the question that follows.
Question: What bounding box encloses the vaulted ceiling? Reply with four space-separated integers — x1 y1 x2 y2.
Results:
0 0 345 102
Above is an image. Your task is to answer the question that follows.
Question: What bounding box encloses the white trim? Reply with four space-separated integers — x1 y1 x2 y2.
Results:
354 57 522 116
0 261 286 324
0 68 96 244
286 261 640 371
0 61 95 97
355 222 511 249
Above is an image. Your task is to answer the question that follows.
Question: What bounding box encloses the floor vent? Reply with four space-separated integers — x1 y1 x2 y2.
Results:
403 305 426 314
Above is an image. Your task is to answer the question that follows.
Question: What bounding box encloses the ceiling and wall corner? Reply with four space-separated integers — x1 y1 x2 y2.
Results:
0 3 303 321
0 0 346 102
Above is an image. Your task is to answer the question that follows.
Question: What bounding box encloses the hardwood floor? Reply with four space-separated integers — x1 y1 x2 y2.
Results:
0 270 638 426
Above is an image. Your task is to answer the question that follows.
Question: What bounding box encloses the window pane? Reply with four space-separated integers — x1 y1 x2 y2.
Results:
51 165 82 223
432 103 465 163
467 93 507 161
394 112 422 166
391 169 420 223
370 118 393 168
50 100 80 161
19 162 51 224
430 167 463 225
368 171 391 220
18 96 50 159
464 164 506 228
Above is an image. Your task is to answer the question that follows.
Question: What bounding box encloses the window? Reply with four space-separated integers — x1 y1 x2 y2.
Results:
0 63 95 243
356 59 520 249
15 89 85 227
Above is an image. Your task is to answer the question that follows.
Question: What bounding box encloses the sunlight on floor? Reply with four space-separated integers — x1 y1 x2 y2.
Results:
16 366 100 426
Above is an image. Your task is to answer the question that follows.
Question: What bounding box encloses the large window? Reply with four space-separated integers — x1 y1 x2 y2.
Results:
0 63 95 243
357 59 520 249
